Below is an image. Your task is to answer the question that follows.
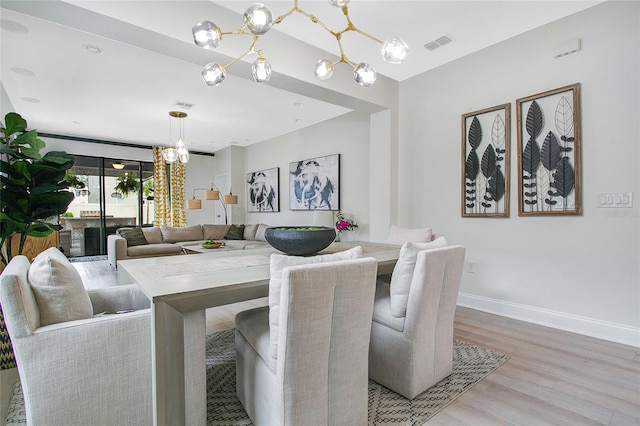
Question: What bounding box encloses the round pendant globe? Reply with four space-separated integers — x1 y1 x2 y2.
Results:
192 21 221 49
162 148 179 163
354 63 377 87
314 59 334 80
329 0 350 7
202 62 226 86
243 3 273 35
381 37 409 64
252 58 272 83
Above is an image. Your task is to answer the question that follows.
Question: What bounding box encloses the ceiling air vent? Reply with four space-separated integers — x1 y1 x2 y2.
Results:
424 35 452 51
174 101 194 109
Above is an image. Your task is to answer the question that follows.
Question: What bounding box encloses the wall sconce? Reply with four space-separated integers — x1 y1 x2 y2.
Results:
187 183 238 224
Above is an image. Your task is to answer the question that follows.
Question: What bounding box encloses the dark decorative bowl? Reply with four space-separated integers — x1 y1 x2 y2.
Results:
264 226 336 256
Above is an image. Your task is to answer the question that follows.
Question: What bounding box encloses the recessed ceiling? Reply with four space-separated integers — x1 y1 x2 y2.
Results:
0 1 603 154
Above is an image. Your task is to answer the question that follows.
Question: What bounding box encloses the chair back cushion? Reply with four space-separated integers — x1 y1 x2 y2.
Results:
27 247 93 326
389 237 447 317
268 246 362 358
387 225 432 245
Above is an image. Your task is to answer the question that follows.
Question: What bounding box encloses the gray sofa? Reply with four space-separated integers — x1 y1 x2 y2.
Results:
107 223 271 268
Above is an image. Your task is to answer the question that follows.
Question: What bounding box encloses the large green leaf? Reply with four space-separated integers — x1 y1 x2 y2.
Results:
41 151 75 168
11 131 45 160
1 112 27 135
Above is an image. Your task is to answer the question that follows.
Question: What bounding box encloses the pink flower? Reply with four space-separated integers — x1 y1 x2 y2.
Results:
336 220 349 231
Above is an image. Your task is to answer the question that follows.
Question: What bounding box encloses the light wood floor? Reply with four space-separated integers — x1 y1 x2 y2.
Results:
73 260 640 425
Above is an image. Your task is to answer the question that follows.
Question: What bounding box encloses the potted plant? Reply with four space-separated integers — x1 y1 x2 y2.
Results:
0 112 75 265
114 173 140 197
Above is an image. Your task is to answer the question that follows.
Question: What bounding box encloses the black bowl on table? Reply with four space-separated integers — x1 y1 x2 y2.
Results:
264 226 336 256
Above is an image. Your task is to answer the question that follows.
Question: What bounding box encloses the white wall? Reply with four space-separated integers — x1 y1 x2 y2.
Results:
243 111 371 241
398 1 639 345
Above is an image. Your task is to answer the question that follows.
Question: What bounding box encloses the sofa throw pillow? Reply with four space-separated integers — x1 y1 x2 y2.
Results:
268 246 362 359
203 224 231 240
117 227 148 247
224 224 245 240
28 247 93 326
243 224 259 241
389 237 448 318
254 224 269 242
387 225 433 245
141 226 163 244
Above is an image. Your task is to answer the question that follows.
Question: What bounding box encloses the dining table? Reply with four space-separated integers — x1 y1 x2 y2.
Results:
116 240 401 426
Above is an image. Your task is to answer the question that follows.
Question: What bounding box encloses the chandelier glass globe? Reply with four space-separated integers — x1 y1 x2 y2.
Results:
192 21 221 49
243 3 273 36
161 147 178 163
252 58 272 83
353 63 376 87
381 37 409 64
201 62 226 86
314 59 334 80
328 0 350 7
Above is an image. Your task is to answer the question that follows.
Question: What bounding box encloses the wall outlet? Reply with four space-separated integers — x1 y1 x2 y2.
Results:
465 261 475 274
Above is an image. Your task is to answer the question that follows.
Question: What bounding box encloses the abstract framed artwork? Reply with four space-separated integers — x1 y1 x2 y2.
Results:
516 83 581 216
289 153 340 211
461 103 511 217
246 167 279 212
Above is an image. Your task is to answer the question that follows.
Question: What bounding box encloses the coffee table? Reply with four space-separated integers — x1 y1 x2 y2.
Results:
117 241 400 426
181 243 231 254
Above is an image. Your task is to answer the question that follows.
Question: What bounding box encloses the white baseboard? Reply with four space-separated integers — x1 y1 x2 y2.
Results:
457 292 640 348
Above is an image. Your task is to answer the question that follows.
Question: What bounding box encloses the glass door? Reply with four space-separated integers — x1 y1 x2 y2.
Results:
63 155 154 257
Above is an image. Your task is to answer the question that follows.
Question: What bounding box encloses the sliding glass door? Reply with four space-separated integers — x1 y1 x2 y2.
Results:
62 155 153 257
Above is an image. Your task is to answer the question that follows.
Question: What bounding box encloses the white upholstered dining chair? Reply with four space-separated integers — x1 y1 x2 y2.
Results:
368 244 465 399
235 255 377 425
0 251 152 425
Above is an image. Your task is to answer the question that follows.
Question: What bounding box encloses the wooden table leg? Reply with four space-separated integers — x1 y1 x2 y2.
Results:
151 302 206 426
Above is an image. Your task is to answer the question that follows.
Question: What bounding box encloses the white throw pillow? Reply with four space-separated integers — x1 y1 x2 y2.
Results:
268 246 362 358
254 224 269 242
387 225 433 245
28 247 93 326
389 237 448 318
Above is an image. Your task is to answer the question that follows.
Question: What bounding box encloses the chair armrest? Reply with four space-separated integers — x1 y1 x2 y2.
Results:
88 284 150 314
107 234 128 267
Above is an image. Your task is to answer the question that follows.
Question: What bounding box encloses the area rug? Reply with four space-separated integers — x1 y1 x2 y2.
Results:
5 329 508 426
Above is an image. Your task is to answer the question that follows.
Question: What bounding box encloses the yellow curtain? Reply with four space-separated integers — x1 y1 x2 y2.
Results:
152 146 172 226
170 160 186 227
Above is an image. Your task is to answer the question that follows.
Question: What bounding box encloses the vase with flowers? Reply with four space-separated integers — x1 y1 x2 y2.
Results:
335 211 358 242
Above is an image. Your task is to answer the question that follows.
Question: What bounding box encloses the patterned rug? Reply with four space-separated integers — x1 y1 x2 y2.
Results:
6 329 508 425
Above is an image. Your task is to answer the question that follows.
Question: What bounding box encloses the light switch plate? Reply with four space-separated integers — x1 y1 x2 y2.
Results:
598 192 633 208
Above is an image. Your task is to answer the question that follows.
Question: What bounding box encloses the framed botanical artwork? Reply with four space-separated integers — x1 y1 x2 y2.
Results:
516 83 581 216
246 167 279 212
289 153 339 211
461 103 511 217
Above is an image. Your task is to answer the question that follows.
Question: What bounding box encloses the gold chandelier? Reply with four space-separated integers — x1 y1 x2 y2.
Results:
191 0 409 88
162 111 190 164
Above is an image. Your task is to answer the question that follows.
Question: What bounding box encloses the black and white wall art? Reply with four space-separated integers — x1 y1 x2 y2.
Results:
516 83 581 216
289 154 340 211
246 167 279 212
462 103 511 217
